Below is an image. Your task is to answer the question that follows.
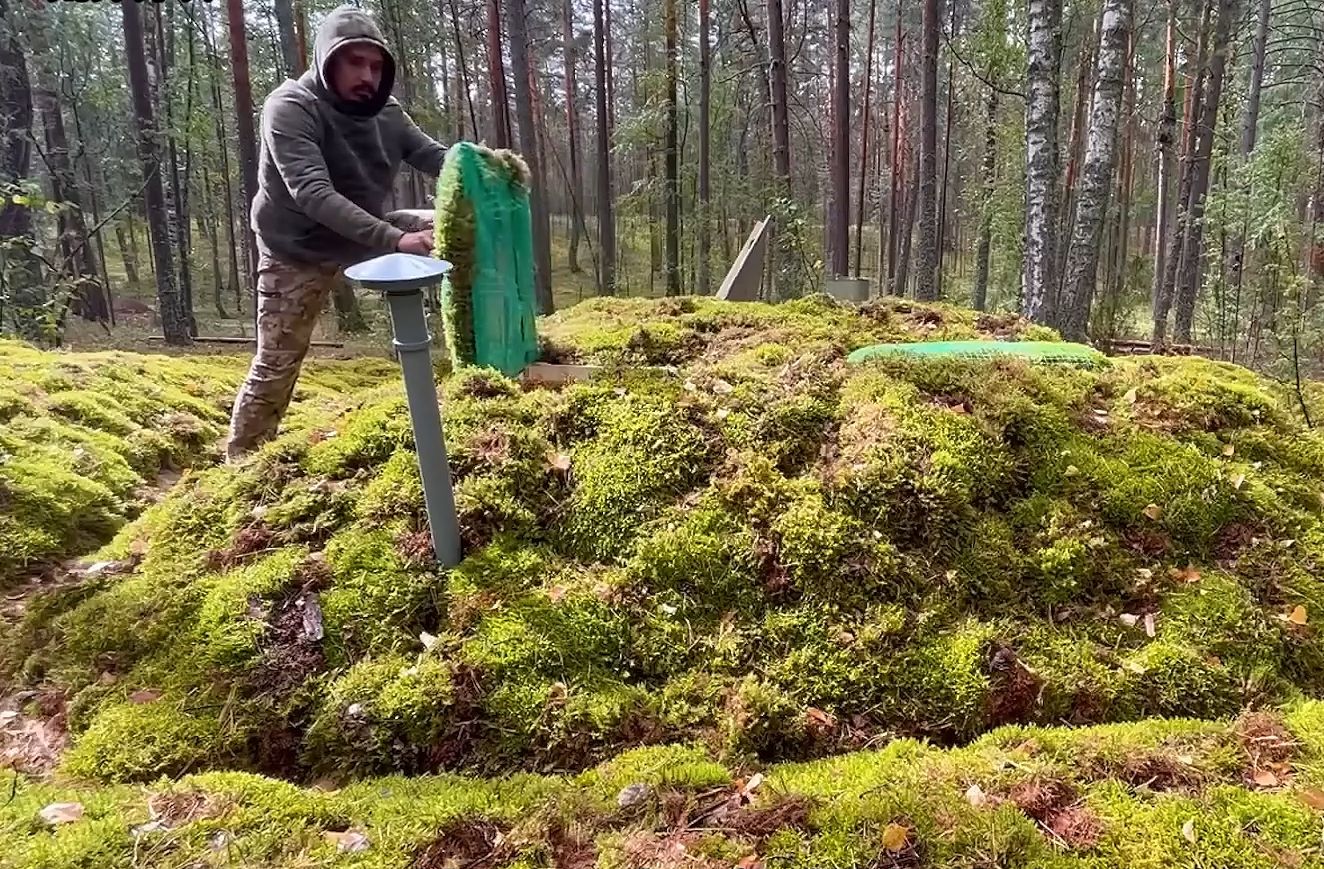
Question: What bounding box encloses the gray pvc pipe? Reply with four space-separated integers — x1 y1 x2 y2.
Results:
383 288 462 567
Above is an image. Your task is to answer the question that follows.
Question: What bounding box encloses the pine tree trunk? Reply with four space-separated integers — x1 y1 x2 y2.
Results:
487 0 513 148
594 0 616 295
114 223 141 294
123 0 189 345
1173 0 1238 343
664 0 681 295
829 0 851 277
506 0 554 313
895 150 921 296
1155 0 1210 343
1149 0 1179 341
226 0 260 299
1225 0 1269 312
564 0 586 273
972 88 997 311
203 2 243 313
1022 0 1063 322
1058 0 1132 341
200 163 228 318
887 20 905 289
935 0 957 299
853 0 878 278
698 0 712 295
915 0 941 300
1108 28 1136 321
273 0 302 78
767 0 794 296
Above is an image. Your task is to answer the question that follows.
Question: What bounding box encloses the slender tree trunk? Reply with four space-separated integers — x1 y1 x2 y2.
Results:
1225 0 1269 312
594 0 616 295
853 0 878 277
914 0 940 299
973 88 998 311
161 3 198 336
1155 0 1210 342
663 0 681 294
67 100 112 323
895 147 921 296
123 1 189 345
200 163 228 318
768 0 795 295
1174 0 1238 343
563 0 586 273
114 223 140 293
829 0 850 276
274 0 301 78
226 0 260 302
446 0 479 139
1058 0 1132 341
506 0 554 313
935 0 957 299
1108 27 1136 320
887 21 905 289
698 0 712 295
1022 0 1063 322
1058 9 1100 303
25 0 105 325
1150 0 1179 341
487 0 513 148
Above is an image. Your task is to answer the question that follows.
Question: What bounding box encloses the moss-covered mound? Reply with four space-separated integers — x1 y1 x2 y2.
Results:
7 296 1324 799
6 707 1324 867
0 341 396 586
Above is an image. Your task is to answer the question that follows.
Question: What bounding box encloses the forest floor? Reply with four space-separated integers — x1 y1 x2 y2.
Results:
6 295 1324 867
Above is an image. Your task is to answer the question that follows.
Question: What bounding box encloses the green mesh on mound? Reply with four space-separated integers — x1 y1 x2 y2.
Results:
434 142 539 377
847 339 1107 367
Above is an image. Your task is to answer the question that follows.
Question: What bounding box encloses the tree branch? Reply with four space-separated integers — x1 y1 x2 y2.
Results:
943 31 1026 101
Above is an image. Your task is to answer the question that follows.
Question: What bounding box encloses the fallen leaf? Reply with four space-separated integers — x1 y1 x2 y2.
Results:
1144 613 1157 638
965 784 987 807
1064 464 1080 477
1124 387 1138 404
39 803 84 825
547 452 571 472
736 856 763 869
1143 504 1163 521
715 407 731 420
1182 819 1196 844
130 689 163 705
1123 661 1148 675
1176 754 1195 765
1119 613 1140 627
1136 568 1154 581
616 783 651 808
1299 788 1324 811
712 379 735 395
1223 443 1236 457
323 830 371 854
683 381 698 392
419 631 438 649
1232 473 1246 490
806 707 837 728
132 820 168 837
547 586 568 603
742 772 765 795
1253 769 1281 788
882 823 909 852
1284 606 1309 626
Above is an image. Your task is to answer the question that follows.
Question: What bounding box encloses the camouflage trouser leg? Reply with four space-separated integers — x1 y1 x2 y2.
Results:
226 254 340 461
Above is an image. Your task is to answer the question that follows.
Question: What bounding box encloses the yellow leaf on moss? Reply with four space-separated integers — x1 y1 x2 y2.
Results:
1299 789 1324 811
1279 606 1309 626
1143 504 1162 521
882 823 909 852
1182 819 1196 844
1253 769 1280 788
1123 387 1138 404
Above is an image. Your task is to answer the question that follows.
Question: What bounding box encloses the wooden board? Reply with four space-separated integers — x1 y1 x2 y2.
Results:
716 216 770 302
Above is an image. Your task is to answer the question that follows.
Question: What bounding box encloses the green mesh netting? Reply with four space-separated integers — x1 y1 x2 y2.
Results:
434 142 539 377
847 340 1107 367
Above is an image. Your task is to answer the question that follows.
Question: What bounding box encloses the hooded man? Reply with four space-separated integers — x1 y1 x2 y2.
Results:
226 6 447 461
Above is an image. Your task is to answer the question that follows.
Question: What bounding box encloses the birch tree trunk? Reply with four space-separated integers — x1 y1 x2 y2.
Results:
1058 0 1132 341
1173 0 1239 343
1022 0 1063 323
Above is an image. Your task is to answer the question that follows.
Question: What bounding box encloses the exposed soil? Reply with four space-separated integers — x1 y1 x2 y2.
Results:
147 789 230 827
208 524 276 571
1008 777 1102 850
0 688 68 777
986 644 1043 726
412 818 512 869
1237 711 1296 787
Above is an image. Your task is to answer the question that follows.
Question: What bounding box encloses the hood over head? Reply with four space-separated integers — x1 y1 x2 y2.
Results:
310 5 396 117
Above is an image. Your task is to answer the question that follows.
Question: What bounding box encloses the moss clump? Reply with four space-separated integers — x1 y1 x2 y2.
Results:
61 698 233 783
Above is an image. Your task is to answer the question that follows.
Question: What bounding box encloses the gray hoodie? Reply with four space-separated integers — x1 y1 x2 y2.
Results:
250 6 446 266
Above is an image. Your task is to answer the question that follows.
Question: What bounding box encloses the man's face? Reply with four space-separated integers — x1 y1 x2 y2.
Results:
330 43 385 104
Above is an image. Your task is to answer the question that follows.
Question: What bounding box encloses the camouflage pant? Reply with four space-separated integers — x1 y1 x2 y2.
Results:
226 253 342 460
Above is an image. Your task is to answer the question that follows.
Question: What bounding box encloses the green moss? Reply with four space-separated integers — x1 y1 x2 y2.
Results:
62 698 232 783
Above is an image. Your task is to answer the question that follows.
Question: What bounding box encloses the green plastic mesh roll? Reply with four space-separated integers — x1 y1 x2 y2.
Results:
847 340 1107 367
434 142 539 377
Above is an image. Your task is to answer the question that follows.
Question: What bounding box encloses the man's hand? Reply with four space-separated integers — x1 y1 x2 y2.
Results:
396 230 434 255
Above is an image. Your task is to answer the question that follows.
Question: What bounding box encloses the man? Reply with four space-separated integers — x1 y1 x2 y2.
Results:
226 6 446 461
